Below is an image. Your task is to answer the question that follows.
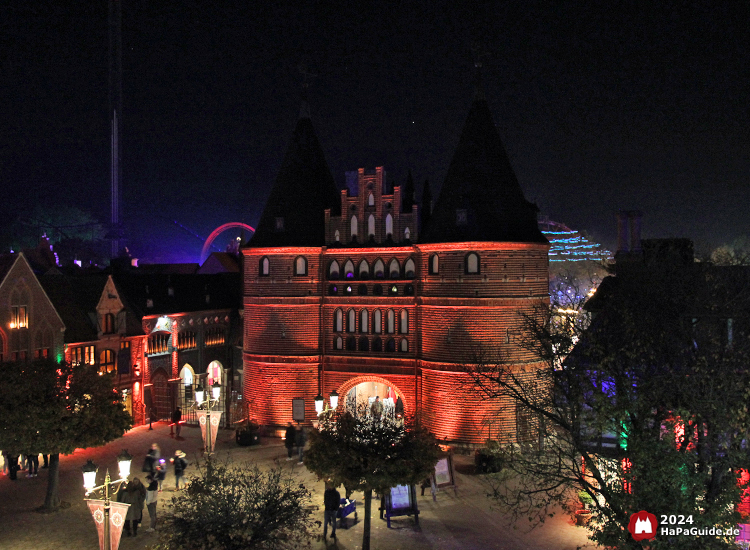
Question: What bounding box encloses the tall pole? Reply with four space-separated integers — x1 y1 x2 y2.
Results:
108 0 122 258
103 470 112 550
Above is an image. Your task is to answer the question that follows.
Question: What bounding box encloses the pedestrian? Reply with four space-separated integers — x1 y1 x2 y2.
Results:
171 407 182 437
295 425 306 464
41 454 49 469
25 453 39 477
7 455 19 480
323 482 341 540
155 458 167 492
171 450 188 490
142 443 160 475
144 474 159 532
117 477 146 537
284 422 296 461
370 396 383 420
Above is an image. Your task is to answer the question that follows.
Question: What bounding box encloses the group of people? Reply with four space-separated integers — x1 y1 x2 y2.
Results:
283 423 307 464
1 452 49 480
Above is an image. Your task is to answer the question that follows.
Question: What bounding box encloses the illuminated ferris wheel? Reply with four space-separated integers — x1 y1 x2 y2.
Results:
200 222 255 264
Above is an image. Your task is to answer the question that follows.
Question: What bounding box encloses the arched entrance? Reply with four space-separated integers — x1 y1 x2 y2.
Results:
336 376 407 418
205 360 227 426
178 364 196 424
150 368 172 421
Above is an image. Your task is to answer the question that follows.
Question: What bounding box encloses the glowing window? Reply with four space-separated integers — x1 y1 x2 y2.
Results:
400 310 409 334
344 260 355 279
358 259 370 279
404 258 415 278
259 256 270 276
388 259 400 279
385 213 393 236
102 313 116 334
373 310 382 334
350 215 358 237
99 349 116 374
429 254 439 274
329 260 340 279
294 256 307 276
373 259 385 279
368 214 375 237
400 338 408 352
404 227 410 240
334 336 343 350
334 230 340 242
386 310 395 334
334 309 343 332
466 252 480 274
360 309 369 333
368 193 374 206
347 309 356 333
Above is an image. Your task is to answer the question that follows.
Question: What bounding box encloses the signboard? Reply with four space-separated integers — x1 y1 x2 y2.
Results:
427 452 457 501
292 398 305 422
382 484 419 528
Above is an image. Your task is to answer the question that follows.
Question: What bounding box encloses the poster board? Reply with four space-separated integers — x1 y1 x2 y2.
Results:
429 452 458 501
292 398 305 423
382 484 419 528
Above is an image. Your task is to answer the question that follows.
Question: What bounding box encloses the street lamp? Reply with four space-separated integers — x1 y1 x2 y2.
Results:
82 450 133 550
195 380 222 454
315 391 339 416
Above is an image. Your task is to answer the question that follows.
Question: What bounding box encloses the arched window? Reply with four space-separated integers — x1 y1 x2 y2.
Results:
346 337 356 351
404 258 415 278
373 310 382 334
388 284 398 296
329 260 340 279
404 227 410 240
334 309 343 332
102 313 116 334
334 336 343 350
400 338 409 352
466 252 480 274
385 338 396 352
400 310 409 334
368 193 374 206
334 230 340 242
386 309 395 334
328 284 338 296
429 254 439 274
372 337 382 352
347 309 356 333
99 349 116 374
388 259 400 279
344 259 355 279
294 256 307 276
358 259 370 279
368 215 375 237
385 213 393 236
358 284 368 296
259 256 270 276
358 336 369 351
360 309 369 333
373 259 385 279
350 215 358 237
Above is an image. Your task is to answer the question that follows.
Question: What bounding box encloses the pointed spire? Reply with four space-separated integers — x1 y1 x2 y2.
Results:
421 178 433 231
402 170 415 212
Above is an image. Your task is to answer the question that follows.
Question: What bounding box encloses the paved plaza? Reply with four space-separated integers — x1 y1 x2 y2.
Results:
0 422 596 550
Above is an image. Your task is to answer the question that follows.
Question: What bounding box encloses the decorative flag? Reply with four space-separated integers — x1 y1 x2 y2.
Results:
197 410 224 451
87 499 130 550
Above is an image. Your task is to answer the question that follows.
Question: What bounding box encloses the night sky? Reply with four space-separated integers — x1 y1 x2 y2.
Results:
1 1 748 263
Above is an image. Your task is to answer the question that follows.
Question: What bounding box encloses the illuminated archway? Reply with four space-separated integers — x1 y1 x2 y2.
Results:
334 375 408 417
200 222 255 264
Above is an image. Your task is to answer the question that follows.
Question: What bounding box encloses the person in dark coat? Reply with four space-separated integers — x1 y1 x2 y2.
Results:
144 474 159 531
323 483 341 539
7 454 19 480
25 453 39 477
171 407 182 437
171 450 188 489
143 443 160 475
295 426 307 464
117 477 147 537
284 422 296 460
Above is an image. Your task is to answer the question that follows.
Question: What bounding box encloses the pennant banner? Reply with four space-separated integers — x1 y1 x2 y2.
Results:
86 499 130 550
87 499 106 550
196 410 224 451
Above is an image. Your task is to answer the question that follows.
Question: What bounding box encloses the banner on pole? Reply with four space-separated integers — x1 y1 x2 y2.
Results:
197 410 224 451
87 499 106 550
86 499 130 550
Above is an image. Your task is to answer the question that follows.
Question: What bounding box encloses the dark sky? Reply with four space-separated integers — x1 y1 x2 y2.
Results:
1 1 748 262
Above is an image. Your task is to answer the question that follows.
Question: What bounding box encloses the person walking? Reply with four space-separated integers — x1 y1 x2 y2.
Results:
284 422 296 461
117 477 147 537
171 450 188 490
323 483 341 540
144 474 159 532
25 452 39 477
295 426 306 464
370 396 383 420
7 455 19 480
171 407 182 437
155 458 167 492
143 443 160 475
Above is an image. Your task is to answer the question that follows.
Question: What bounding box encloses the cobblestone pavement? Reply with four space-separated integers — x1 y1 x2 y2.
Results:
0 422 597 550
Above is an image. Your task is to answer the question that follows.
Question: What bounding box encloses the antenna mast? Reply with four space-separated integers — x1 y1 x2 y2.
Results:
108 0 123 258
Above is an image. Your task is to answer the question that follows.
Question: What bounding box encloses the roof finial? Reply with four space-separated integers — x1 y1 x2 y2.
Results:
297 63 318 119
470 41 488 101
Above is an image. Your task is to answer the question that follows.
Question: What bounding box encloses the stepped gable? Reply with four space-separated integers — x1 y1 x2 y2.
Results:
249 102 340 247
422 95 546 244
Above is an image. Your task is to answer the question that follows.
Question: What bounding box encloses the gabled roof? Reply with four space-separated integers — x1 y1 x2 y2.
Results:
422 95 546 244
197 253 240 274
39 273 107 344
249 106 340 248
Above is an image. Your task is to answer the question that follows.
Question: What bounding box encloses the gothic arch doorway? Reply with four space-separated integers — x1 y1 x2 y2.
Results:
336 376 406 418
178 364 196 424
150 368 172 421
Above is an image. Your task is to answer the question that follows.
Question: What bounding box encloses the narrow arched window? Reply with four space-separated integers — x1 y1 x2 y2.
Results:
368 193 374 206
368 214 375 237
388 259 400 279
385 338 395 352
344 259 355 279
294 256 307 276
400 310 409 334
404 227 410 240
386 310 395 334
404 258 415 278
466 252 480 274
373 337 382 352
334 309 343 332
373 310 382 334
347 309 356 333
103 313 116 334
334 230 340 242
400 338 409 352
259 256 270 276
359 336 369 351
334 336 343 350
350 215 358 237
385 213 393 236
329 260 340 279
429 254 439 274
373 259 385 279
360 309 369 333
358 259 370 279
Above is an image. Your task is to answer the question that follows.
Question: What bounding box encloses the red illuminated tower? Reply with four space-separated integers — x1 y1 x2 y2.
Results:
242 88 549 444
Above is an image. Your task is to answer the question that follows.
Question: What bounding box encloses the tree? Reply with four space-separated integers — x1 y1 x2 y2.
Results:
304 409 439 550
0 359 132 511
710 236 750 266
151 458 315 550
468 249 750 549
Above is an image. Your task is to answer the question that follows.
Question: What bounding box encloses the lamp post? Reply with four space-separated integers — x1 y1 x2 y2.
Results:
82 449 133 550
315 390 339 417
195 380 222 455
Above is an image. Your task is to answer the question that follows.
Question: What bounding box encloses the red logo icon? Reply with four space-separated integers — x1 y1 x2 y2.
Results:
628 510 658 541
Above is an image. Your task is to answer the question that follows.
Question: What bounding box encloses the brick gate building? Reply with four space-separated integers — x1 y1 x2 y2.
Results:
242 86 549 444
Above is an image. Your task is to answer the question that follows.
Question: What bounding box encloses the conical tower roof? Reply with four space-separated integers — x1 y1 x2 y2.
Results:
249 103 340 247
422 95 546 244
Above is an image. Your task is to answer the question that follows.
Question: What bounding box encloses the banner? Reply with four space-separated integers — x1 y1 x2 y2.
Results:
87 499 130 550
197 410 223 452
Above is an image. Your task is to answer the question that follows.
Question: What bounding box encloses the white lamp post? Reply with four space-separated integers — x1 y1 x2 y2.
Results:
329 390 339 410
314 394 324 415
82 450 132 550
